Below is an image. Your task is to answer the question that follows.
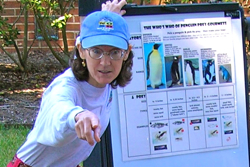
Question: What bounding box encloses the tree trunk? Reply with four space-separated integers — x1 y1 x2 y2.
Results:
22 3 28 71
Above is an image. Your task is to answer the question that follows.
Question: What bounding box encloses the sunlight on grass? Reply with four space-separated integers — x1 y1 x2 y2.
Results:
0 125 31 166
0 87 46 99
5 88 46 94
0 63 17 68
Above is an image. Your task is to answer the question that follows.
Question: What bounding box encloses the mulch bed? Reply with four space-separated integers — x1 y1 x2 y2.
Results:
0 51 65 125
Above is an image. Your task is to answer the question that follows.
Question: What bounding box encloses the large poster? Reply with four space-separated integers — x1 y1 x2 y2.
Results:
117 17 238 161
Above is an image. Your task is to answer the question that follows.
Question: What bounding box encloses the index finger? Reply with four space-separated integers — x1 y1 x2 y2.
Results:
85 116 100 145
91 117 101 143
91 116 99 129
93 124 101 143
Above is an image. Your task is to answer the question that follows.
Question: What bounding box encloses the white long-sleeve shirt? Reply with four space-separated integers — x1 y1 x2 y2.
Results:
16 68 112 167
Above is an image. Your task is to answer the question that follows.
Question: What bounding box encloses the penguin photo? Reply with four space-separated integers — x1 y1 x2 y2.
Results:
184 59 199 86
203 59 216 84
145 43 165 89
219 65 232 83
165 56 183 88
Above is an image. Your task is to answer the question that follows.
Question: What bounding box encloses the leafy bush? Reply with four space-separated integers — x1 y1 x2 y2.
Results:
0 0 77 71
26 0 77 68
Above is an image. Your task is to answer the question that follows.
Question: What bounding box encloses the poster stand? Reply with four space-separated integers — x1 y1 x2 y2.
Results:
79 3 249 167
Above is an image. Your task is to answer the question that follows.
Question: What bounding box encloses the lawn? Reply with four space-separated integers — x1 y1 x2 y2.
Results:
0 124 31 167
0 124 84 167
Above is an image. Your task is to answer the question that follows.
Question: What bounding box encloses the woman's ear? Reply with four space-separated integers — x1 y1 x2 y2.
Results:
77 43 86 60
123 44 132 61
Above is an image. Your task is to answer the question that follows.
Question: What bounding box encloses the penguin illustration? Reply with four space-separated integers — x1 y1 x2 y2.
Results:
146 43 163 89
185 60 198 86
219 65 232 82
169 56 180 87
204 60 216 84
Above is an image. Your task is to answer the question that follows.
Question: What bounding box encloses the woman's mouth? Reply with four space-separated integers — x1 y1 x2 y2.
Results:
99 70 111 74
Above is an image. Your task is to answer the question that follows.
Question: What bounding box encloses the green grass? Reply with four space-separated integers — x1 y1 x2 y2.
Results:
0 124 84 167
0 124 31 167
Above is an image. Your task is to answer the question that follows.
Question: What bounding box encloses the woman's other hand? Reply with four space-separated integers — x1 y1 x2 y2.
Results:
102 0 127 15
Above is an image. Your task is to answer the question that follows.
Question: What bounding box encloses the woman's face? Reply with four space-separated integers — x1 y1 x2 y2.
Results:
78 45 130 88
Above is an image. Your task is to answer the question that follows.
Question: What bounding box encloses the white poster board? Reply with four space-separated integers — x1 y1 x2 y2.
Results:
110 4 249 167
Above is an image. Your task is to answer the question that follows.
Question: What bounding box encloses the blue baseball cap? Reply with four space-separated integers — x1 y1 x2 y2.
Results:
80 11 130 50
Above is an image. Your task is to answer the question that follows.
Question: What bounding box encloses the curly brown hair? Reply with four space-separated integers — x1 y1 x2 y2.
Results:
69 47 134 89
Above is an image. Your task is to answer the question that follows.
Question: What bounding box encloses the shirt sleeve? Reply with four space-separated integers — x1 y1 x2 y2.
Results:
35 78 85 147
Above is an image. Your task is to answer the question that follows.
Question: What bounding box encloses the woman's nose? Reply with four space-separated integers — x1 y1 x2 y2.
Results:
100 53 111 65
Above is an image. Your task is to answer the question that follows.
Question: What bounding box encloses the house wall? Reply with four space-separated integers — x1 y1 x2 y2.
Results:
0 0 80 54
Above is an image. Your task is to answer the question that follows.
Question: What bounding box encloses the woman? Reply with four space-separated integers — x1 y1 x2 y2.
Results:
7 1 133 167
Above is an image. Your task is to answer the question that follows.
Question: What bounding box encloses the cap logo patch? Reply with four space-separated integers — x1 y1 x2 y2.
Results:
98 18 113 31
